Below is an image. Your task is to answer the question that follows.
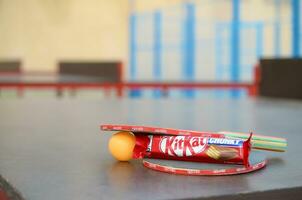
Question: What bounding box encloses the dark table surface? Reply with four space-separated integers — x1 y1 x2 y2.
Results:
0 98 301 200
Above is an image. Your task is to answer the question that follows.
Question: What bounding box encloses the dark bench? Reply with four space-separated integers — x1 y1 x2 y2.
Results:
0 60 21 74
58 61 123 97
0 60 21 96
59 61 122 82
259 58 302 100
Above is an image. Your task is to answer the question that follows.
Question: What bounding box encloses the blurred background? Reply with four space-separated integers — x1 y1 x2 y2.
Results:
1 1 301 199
0 0 301 99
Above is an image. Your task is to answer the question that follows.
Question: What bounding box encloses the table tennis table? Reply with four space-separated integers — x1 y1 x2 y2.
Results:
0 98 301 200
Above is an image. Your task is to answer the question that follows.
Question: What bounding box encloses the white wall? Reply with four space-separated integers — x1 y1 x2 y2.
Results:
0 0 129 72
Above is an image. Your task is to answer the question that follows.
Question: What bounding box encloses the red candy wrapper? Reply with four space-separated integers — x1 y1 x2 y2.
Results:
133 134 252 167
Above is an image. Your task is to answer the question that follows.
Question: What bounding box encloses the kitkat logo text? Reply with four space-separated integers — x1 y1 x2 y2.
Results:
160 136 207 157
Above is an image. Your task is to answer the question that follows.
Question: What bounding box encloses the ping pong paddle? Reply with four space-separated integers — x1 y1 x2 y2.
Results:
143 151 266 176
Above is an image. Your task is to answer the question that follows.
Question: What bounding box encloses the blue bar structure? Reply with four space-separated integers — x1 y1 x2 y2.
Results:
231 0 240 82
230 0 240 97
129 1 274 99
274 0 281 56
256 23 264 58
214 23 228 99
153 10 162 98
129 14 136 81
129 13 141 97
215 23 223 80
183 3 196 98
292 0 301 57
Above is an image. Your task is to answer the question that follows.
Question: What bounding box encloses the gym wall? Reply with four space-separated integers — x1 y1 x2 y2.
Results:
0 0 128 72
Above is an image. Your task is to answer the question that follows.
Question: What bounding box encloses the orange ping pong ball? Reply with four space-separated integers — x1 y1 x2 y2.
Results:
108 131 136 161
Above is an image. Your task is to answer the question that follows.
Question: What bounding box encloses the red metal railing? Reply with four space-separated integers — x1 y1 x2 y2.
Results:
0 63 261 98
